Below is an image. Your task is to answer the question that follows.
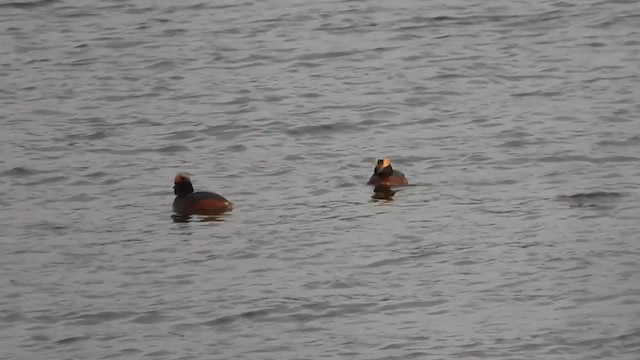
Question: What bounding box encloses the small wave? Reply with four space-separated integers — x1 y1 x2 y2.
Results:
293 50 361 62
225 144 247 152
55 335 90 345
557 192 624 207
411 117 441 125
496 140 530 148
24 58 50 64
558 192 623 200
159 130 198 141
201 308 272 327
60 193 100 202
87 144 189 155
63 130 109 141
67 311 136 326
0 312 24 323
1 167 36 177
130 311 169 324
24 176 67 186
537 155 640 163
144 59 175 69
297 92 322 99
0 0 58 9
285 122 362 137
597 135 640 147
511 90 563 97
156 145 189 153
375 299 446 312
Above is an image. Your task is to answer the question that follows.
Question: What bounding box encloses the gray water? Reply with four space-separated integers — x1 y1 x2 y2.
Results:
2 0 640 359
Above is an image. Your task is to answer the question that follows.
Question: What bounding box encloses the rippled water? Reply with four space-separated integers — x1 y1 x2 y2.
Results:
2 0 640 358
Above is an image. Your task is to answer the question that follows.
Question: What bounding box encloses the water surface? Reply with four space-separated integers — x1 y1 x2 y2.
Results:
1 0 640 359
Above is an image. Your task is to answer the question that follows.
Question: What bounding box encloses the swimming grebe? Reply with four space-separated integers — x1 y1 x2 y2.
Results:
366 158 408 186
172 174 232 215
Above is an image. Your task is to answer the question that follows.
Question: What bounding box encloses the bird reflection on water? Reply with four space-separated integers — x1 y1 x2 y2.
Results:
171 214 228 223
371 185 397 200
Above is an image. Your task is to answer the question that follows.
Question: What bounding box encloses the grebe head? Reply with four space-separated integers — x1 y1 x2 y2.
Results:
374 158 393 176
174 173 194 196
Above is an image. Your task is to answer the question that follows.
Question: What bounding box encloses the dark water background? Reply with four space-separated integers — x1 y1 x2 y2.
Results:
1 0 640 359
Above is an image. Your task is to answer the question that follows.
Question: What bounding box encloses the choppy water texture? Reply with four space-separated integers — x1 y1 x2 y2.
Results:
1 0 640 359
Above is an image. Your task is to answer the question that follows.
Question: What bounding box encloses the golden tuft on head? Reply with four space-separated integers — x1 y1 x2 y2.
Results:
174 173 192 184
376 158 392 169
